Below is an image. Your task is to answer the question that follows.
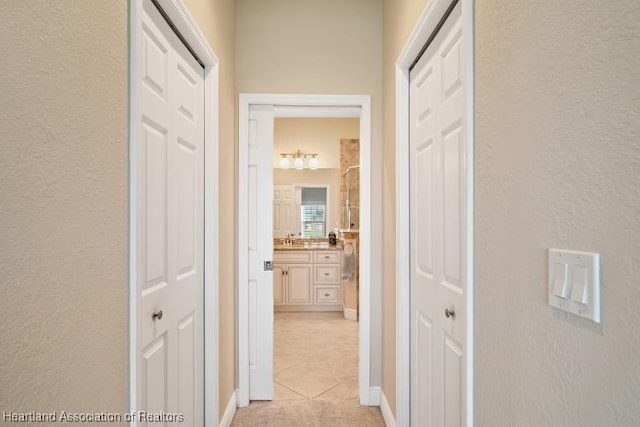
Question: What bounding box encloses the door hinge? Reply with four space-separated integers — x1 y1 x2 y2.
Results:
264 261 273 271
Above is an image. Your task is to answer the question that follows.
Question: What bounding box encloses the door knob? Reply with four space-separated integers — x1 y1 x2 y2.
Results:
444 308 455 319
152 310 163 321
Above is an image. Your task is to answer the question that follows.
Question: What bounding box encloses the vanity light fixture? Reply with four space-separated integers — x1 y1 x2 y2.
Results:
279 150 319 170
308 155 319 170
279 155 290 168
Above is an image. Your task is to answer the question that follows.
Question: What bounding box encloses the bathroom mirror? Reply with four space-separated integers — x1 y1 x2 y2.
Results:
273 117 359 238
273 182 333 238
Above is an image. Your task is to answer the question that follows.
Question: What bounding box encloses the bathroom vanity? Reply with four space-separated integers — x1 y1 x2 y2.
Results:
273 244 343 312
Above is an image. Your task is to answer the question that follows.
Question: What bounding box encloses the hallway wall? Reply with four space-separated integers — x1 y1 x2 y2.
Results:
236 0 384 387
382 0 640 423
474 0 640 424
0 0 236 423
0 0 129 419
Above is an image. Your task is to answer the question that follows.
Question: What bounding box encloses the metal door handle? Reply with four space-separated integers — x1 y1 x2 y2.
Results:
152 310 163 321
444 308 455 319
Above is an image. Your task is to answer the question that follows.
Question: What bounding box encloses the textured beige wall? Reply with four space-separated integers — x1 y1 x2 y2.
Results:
181 0 237 418
236 0 384 386
383 0 640 423
273 118 359 169
0 0 236 422
474 0 640 424
382 0 430 416
0 0 129 422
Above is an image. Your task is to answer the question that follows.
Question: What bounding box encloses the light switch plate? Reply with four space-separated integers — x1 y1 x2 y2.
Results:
548 249 600 323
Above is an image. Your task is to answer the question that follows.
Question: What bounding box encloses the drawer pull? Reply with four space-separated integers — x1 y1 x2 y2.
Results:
324 293 330 297
324 273 330 276
324 256 330 259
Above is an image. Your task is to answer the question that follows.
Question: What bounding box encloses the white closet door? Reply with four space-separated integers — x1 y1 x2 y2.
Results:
136 0 205 424
409 2 467 426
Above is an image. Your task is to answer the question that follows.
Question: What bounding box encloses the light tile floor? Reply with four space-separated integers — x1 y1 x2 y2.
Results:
231 312 385 426
274 312 358 400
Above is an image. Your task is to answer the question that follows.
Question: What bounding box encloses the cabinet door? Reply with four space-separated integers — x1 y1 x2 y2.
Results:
287 264 312 304
273 264 286 305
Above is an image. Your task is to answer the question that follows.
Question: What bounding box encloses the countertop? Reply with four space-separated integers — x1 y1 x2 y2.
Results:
274 243 343 251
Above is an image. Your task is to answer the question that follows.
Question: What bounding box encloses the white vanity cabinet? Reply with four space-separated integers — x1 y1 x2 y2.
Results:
274 262 312 305
313 250 342 306
274 249 342 311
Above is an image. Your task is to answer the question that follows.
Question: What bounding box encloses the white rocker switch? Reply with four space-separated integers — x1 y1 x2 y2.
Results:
570 266 588 305
548 249 600 323
552 263 568 298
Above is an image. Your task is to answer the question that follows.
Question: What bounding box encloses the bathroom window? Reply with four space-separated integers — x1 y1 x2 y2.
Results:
300 187 327 238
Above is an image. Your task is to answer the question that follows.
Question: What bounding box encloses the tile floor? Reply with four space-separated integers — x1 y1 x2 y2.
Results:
230 311 385 426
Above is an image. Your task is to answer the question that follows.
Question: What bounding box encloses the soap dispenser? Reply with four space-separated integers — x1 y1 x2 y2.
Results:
328 231 337 246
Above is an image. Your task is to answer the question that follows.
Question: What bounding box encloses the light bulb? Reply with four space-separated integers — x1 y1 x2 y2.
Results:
309 156 319 169
294 157 304 169
280 156 290 168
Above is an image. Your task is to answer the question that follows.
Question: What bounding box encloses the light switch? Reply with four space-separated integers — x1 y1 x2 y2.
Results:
552 263 568 298
548 249 600 323
570 266 588 304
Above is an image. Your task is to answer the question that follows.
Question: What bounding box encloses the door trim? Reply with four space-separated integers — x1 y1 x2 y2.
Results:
238 93 376 406
128 0 220 425
395 0 474 425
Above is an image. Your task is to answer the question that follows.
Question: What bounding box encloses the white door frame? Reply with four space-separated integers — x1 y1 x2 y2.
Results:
238 93 377 406
395 0 475 425
128 0 220 425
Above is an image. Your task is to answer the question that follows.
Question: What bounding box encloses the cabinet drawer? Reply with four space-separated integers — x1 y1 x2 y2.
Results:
315 265 340 283
314 251 341 263
315 286 340 304
274 251 312 263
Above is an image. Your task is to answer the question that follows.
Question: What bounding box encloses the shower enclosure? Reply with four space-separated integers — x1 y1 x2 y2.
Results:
341 165 360 230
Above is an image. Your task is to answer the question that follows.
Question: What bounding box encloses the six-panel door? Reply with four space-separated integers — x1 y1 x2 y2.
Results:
409 2 467 426
137 0 205 425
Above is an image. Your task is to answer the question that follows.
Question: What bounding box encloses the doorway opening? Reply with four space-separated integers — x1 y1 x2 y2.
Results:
272 117 360 402
237 94 378 408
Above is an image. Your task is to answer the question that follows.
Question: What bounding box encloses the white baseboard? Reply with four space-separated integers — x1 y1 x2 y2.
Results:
366 386 382 406
219 390 237 427
380 390 396 427
344 307 357 321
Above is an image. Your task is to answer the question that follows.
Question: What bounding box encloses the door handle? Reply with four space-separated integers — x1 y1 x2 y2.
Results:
444 308 455 319
152 310 163 321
